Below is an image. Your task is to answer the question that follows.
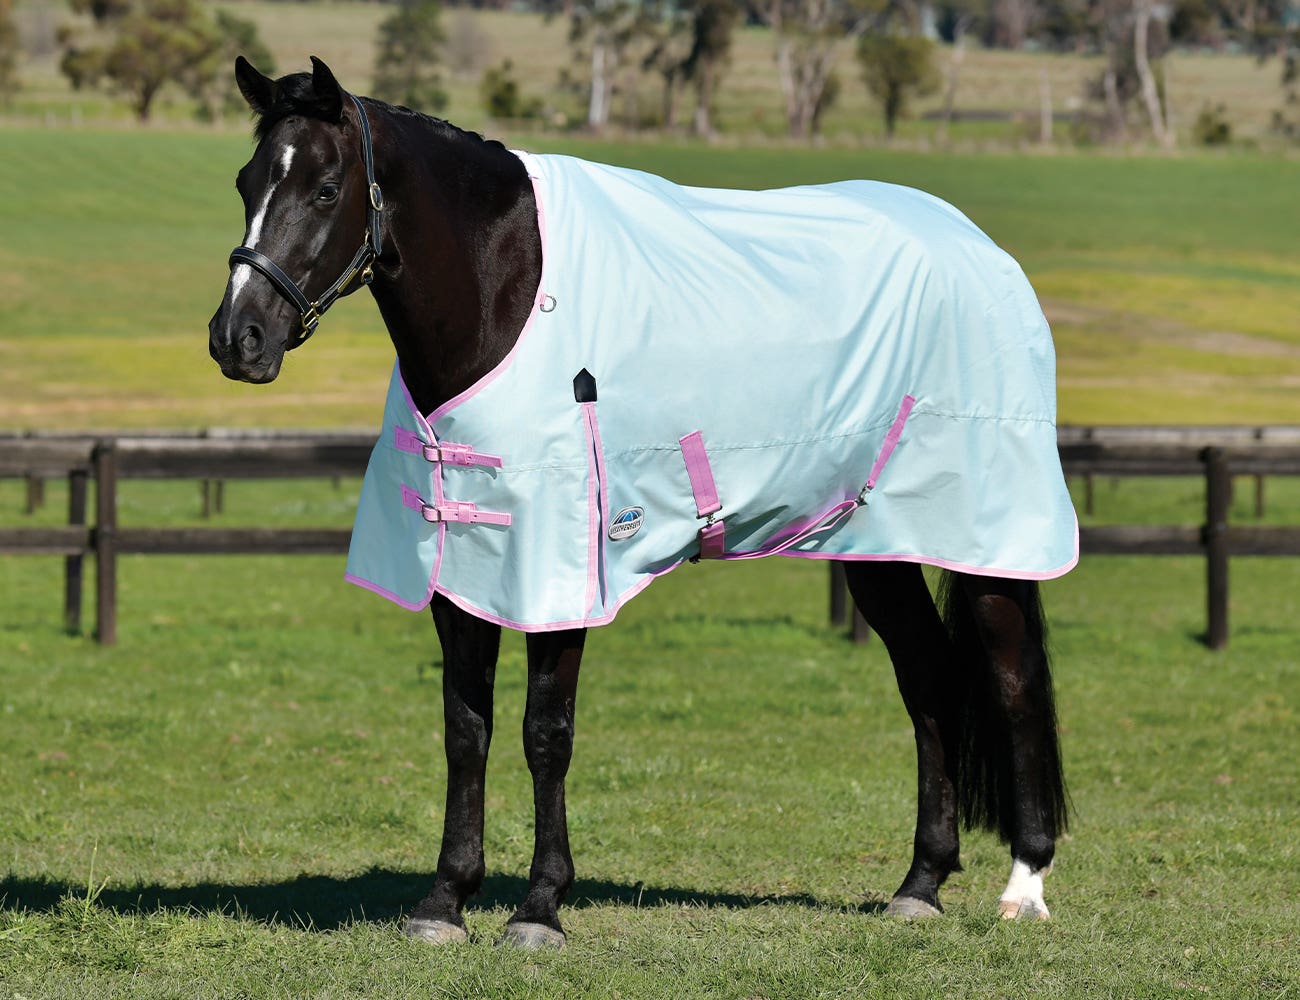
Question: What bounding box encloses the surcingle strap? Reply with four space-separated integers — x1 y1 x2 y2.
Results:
679 430 725 559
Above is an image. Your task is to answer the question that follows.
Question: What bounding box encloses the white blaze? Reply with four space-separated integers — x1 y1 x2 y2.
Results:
229 144 296 303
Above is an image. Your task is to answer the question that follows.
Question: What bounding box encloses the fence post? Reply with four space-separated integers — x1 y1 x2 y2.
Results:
830 561 848 627
1204 447 1230 650
828 562 871 644
25 474 45 514
64 468 88 635
94 441 118 646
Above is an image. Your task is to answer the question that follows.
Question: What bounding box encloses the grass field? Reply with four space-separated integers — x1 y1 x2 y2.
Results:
1 471 1297 997
1 127 1298 429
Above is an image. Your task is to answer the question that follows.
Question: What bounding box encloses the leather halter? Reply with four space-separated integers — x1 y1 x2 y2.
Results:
227 93 384 350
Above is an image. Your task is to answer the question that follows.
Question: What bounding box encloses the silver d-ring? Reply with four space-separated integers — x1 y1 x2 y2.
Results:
539 294 557 313
369 183 384 211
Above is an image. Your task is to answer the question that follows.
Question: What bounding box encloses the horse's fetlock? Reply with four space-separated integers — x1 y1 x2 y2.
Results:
1014 834 1055 873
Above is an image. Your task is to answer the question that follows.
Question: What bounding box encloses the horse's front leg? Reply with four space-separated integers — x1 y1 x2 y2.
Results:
405 595 501 943
500 626 586 949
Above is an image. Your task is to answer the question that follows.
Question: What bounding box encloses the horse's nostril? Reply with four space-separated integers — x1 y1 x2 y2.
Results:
238 326 264 362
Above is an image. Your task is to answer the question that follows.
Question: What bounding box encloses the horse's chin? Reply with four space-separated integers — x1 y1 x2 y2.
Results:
218 355 283 385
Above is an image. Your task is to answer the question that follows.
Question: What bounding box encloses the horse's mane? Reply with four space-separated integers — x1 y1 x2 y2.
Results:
254 73 508 158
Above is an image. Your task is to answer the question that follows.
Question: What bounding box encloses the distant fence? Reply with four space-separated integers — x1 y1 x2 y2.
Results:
4 427 1300 649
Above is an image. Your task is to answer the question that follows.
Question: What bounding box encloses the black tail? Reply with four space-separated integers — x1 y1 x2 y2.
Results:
937 572 1069 843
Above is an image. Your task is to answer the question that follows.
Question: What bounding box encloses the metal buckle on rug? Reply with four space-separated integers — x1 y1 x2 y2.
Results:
690 510 725 563
420 442 503 468
400 485 511 526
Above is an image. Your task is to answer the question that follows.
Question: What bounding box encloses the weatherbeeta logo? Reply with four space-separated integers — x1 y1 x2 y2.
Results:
608 506 645 540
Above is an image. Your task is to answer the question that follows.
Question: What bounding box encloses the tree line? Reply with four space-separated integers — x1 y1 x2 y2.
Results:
1 0 1296 144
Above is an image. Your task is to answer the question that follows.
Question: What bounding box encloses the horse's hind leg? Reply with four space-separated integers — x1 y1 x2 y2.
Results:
953 574 1067 920
844 561 962 917
405 596 501 943
499 626 586 950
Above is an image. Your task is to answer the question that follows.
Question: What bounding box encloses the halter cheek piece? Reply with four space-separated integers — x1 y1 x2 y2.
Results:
227 93 384 350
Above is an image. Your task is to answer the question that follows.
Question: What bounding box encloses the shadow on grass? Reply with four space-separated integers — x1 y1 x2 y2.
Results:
0 870 880 931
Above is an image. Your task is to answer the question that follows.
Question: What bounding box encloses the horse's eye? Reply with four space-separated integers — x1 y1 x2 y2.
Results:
317 183 340 203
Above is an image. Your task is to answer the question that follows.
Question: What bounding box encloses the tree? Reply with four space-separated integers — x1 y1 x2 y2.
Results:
191 10 276 122
1232 0 1300 140
59 0 221 121
373 0 448 114
857 31 939 136
681 0 739 137
0 0 19 107
1133 0 1173 146
480 58 543 120
67 0 132 25
755 0 871 138
640 3 693 129
568 0 657 131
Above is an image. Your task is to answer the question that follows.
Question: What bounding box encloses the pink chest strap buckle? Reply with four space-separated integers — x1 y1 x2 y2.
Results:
401 486 511 526
394 427 502 468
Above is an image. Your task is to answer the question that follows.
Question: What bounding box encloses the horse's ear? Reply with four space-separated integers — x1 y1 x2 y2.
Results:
235 55 275 116
309 56 345 123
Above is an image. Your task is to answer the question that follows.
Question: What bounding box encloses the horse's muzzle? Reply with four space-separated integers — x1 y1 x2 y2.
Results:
208 308 283 384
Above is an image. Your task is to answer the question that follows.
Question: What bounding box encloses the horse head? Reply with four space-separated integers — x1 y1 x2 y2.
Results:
208 56 382 383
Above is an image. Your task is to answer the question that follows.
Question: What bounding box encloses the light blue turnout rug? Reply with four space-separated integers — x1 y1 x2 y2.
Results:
345 152 1078 631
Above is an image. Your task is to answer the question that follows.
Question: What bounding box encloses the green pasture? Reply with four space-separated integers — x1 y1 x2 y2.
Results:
1 126 1298 430
1 471 1298 997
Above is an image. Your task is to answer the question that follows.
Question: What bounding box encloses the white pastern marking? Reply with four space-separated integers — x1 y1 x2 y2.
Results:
999 859 1050 920
230 144 296 303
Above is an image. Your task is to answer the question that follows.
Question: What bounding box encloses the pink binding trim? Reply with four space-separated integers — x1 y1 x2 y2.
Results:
580 401 609 618
423 167 550 426
433 558 681 633
723 498 859 561
866 394 916 491
779 513 1082 581
356 161 549 612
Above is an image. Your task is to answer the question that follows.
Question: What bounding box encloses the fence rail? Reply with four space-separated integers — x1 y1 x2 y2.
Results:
4 428 1300 648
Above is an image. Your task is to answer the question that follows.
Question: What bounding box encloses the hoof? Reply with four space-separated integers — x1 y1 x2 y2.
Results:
998 897 1051 921
885 896 943 920
404 917 469 944
498 921 566 950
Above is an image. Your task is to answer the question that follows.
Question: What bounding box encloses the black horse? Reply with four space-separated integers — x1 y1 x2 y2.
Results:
208 58 1069 948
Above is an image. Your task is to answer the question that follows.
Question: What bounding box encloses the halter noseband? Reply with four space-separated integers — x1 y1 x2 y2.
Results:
227 93 384 350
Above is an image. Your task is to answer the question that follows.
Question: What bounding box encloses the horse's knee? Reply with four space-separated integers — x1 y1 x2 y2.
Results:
444 710 491 764
523 716 575 773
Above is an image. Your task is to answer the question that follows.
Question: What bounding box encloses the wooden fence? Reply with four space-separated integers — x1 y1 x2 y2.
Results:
4 427 1300 649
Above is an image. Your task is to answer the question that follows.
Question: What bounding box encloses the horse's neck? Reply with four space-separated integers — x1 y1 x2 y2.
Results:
368 110 541 416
